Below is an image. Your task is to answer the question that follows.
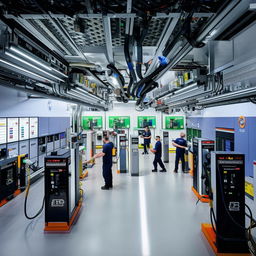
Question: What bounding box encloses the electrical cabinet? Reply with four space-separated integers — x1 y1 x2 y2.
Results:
7 142 19 157
38 137 47 168
0 157 18 203
211 152 248 253
46 135 54 154
117 134 127 173
19 140 29 156
193 138 215 196
29 138 38 167
44 149 80 225
60 132 67 148
130 136 139 176
54 134 60 150
163 131 169 163
0 144 7 160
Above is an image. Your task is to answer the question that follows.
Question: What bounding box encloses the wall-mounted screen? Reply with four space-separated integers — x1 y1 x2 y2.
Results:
109 116 130 129
82 116 103 130
30 117 38 138
165 116 184 130
19 117 29 141
0 118 7 144
137 116 156 128
7 118 19 143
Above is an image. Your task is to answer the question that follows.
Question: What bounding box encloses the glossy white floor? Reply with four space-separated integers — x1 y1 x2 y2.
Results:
0 152 213 256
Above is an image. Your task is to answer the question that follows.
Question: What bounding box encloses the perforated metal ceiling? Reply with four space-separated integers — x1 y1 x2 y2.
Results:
27 15 168 52
60 17 106 47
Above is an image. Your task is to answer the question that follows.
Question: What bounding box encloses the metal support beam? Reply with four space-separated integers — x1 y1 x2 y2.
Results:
15 18 65 57
0 80 106 110
156 0 251 80
47 13 88 61
33 19 72 55
144 17 179 76
103 16 114 63
5 13 213 20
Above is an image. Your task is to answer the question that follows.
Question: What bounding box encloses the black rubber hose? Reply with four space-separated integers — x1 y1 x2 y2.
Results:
107 63 129 102
124 34 137 97
136 19 150 79
136 80 158 105
107 64 125 87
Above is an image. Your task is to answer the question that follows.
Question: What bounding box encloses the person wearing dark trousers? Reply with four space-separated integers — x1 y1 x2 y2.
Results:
172 132 188 173
91 136 114 190
141 126 151 154
150 136 166 172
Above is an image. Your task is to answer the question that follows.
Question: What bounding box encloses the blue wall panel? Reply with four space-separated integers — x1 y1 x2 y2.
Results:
187 116 256 177
39 117 49 137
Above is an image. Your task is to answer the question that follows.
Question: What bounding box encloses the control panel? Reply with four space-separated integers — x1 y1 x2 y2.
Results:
211 152 248 253
45 152 71 223
130 136 139 176
0 157 18 203
193 138 215 195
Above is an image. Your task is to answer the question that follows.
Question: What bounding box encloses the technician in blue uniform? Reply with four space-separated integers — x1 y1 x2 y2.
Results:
141 126 151 154
150 136 166 172
92 136 114 190
172 132 187 173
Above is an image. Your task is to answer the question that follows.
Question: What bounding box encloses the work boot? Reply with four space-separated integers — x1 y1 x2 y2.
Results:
160 169 167 172
152 169 157 172
101 185 110 190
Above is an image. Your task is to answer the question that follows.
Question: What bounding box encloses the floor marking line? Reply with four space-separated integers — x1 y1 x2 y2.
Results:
139 178 150 256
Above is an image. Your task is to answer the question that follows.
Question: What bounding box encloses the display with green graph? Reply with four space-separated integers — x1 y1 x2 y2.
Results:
137 116 156 128
108 116 130 129
187 128 201 142
82 116 103 130
165 116 184 130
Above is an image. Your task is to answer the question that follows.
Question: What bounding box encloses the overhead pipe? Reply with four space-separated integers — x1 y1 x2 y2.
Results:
0 79 106 110
106 63 129 102
136 0 248 102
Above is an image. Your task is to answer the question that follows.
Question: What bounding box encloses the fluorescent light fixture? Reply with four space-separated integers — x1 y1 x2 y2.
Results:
10 46 52 70
6 52 64 82
9 46 68 78
0 58 54 83
74 87 105 101
52 68 68 78
67 90 99 105
70 89 104 104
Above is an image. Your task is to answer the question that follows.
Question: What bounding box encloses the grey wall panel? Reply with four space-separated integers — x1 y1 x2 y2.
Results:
29 138 38 159
19 140 29 155
213 40 234 72
7 142 19 157
234 22 256 64
38 154 46 168
39 117 49 137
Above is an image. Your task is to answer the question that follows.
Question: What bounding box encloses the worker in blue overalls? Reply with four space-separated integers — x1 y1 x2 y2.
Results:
92 136 114 190
141 126 151 154
150 136 166 172
172 132 188 173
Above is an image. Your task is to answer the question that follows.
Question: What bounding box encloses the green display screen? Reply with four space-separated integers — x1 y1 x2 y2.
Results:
109 116 130 129
165 116 184 130
82 116 103 130
137 116 156 128
187 128 202 142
